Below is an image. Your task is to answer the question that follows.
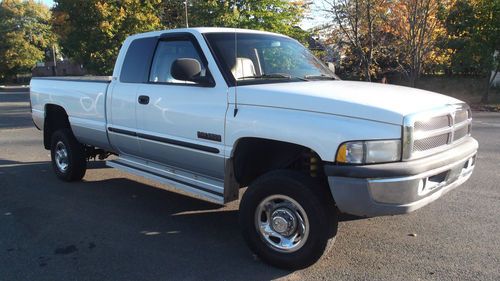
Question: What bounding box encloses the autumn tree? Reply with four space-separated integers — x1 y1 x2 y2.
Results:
385 0 449 86
321 0 389 81
52 0 163 75
0 0 55 81
319 0 457 84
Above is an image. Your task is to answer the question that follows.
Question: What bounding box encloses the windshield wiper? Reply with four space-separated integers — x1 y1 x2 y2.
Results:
304 74 336 80
239 73 308 81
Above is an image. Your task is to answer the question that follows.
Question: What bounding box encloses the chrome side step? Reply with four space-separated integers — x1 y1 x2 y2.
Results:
107 157 225 204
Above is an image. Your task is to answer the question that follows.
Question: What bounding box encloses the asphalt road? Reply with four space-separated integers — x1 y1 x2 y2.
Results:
1 89 499 281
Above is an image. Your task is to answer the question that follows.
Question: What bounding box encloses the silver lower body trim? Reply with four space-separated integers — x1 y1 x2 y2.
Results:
107 156 224 205
328 153 476 217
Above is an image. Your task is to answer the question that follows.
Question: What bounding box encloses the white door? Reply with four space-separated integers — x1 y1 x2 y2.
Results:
107 36 159 156
107 80 141 156
135 35 228 180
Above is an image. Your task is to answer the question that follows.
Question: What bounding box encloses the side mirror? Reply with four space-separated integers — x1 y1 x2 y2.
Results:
171 58 211 86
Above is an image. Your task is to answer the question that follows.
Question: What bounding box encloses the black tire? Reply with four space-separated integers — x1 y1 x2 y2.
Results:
239 170 338 270
50 129 87 181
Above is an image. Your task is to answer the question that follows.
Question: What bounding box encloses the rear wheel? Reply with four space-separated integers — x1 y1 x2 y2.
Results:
50 129 87 181
239 170 337 269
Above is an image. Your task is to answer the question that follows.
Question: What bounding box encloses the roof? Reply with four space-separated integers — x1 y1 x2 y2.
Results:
188 27 284 35
130 27 289 40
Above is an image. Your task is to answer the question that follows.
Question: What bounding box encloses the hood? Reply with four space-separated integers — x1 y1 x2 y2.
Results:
234 81 463 125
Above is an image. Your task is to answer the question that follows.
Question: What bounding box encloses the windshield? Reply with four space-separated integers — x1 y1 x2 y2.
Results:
204 32 337 86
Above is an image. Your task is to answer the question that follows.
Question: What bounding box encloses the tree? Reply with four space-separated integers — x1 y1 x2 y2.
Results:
0 0 55 81
386 0 448 87
52 0 163 75
445 0 500 102
319 0 457 84
161 0 186 28
321 0 389 81
52 0 311 75
162 0 310 43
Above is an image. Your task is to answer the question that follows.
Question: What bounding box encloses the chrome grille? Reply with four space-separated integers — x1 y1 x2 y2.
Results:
455 109 468 124
453 125 469 141
414 115 450 131
414 134 450 152
403 104 472 160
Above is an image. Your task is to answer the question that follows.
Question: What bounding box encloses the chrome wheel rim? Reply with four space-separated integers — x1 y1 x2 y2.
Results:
255 194 310 253
54 141 69 172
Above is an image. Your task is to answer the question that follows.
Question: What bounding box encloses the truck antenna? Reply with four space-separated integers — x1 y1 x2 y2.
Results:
233 30 239 117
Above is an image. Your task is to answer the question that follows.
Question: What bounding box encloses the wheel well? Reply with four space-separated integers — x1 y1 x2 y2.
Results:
232 138 326 187
43 104 71 149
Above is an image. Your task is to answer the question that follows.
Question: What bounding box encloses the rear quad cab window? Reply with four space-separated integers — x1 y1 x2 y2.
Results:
120 37 158 83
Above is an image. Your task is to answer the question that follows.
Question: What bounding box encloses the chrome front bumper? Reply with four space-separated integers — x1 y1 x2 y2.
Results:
325 137 478 217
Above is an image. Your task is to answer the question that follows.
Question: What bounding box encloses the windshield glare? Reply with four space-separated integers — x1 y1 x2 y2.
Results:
204 32 336 85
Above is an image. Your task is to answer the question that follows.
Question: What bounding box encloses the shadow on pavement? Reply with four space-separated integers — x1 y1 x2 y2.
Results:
0 159 291 280
338 213 366 222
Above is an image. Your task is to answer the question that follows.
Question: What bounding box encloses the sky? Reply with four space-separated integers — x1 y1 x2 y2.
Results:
40 0 54 7
38 0 326 30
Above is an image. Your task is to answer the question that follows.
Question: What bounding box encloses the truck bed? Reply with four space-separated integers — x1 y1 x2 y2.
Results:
30 76 112 150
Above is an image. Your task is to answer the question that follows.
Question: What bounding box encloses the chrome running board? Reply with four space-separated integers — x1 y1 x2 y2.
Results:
107 156 224 204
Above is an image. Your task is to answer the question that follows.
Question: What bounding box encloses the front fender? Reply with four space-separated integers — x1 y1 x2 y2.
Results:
226 105 402 161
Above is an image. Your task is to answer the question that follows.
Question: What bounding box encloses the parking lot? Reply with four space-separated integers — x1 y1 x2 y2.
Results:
1 89 499 280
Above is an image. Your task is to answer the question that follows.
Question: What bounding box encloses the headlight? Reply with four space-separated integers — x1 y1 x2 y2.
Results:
336 140 401 164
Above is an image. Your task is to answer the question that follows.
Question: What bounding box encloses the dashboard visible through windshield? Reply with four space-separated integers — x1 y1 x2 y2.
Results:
204 32 337 86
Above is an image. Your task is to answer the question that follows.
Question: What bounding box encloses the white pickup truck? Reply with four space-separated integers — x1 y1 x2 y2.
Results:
30 28 478 269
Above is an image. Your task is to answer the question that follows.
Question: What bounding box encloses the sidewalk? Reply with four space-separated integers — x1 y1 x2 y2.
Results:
0 85 29 92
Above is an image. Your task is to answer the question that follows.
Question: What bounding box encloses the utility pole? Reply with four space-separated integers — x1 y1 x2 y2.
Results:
52 45 57 76
184 0 189 28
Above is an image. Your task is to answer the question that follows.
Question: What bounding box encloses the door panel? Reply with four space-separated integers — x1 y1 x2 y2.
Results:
107 81 141 156
107 36 159 156
135 38 227 179
136 84 227 179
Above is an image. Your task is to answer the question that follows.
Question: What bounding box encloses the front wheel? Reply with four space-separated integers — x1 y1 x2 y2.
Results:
239 170 337 270
50 129 87 181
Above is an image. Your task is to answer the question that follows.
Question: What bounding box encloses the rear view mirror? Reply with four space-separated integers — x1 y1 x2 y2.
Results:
171 58 212 86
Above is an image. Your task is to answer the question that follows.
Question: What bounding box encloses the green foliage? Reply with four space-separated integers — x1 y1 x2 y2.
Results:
53 0 163 75
162 0 185 29
445 0 500 75
445 0 500 101
162 0 310 44
52 0 309 75
0 0 54 81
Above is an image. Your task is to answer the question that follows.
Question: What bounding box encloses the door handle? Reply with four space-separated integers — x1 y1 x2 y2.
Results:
138 95 150 105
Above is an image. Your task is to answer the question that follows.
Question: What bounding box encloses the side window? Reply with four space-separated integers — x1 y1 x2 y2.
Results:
149 40 207 84
120 37 158 83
